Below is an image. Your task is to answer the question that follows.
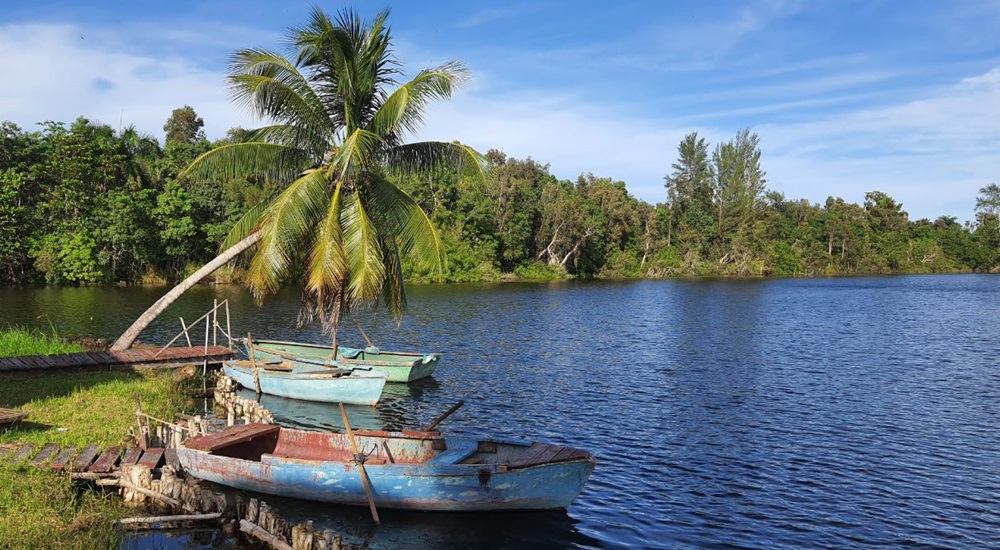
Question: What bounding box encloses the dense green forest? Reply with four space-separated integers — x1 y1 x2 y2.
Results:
1 108 998 287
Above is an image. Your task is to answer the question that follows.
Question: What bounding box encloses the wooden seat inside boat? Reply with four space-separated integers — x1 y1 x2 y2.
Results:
229 359 294 372
185 423 280 460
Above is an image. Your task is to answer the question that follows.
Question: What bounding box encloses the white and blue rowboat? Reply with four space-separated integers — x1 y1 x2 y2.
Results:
177 423 596 511
222 359 387 406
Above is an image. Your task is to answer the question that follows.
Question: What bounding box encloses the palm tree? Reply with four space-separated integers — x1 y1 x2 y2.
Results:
112 7 483 350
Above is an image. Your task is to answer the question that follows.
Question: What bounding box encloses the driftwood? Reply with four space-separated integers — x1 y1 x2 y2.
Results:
97 477 190 511
241 519 294 550
70 471 120 480
118 512 222 526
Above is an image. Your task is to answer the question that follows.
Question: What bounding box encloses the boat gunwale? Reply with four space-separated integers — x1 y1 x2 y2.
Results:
224 361 388 381
252 339 441 361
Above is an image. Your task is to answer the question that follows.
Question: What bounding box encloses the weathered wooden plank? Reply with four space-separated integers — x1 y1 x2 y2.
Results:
551 446 590 463
49 354 74 366
119 447 143 466
0 408 29 425
136 448 165 469
535 444 570 464
71 444 101 471
507 443 573 469
86 351 114 364
49 446 78 471
11 444 36 463
29 443 60 466
63 353 89 366
185 423 280 452
72 353 99 365
35 355 58 368
109 350 134 363
88 446 122 473
164 448 180 470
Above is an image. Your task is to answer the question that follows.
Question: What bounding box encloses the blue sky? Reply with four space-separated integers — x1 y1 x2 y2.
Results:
2 1 999 222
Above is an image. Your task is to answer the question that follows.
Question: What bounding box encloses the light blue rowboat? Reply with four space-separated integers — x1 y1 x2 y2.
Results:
222 360 387 406
177 423 595 512
245 339 440 383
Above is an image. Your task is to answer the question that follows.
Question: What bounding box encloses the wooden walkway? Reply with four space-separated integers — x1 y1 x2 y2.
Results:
0 441 174 473
0 346 236 373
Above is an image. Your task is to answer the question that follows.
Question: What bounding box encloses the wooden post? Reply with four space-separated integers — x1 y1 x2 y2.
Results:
134 393 147 450
225 299 232 350
212 299 218 347
248 333 261 396
179 318 192 347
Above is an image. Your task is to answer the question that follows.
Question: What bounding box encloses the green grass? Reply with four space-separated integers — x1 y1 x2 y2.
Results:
0 329 192 549
0 326 86 357
0 462 125 550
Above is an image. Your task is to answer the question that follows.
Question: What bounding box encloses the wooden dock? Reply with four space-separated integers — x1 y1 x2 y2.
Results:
0 441 172 472
0 346 236 373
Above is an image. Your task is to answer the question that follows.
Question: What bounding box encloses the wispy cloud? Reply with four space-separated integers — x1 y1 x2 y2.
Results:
2 2 998 224
456 5 533 29
0 23 249 138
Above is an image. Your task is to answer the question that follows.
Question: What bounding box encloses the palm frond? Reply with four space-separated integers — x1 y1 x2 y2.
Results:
328 128 385 182
228 48 332 148
366 177 444 275
340 190 385 310
302 179 349 326
370 61 469 137
378 232 406 318
382 141 488 183
245 169 331 300
220 199 270 252
180 142 309 184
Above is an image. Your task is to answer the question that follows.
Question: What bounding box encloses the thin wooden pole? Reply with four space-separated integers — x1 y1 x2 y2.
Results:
340 403 380 525
212 299 218 347
423 400 465 431
134 393 147 450
225 300 232 350
247 333 261 396
179 318 192 347
355 320 374 348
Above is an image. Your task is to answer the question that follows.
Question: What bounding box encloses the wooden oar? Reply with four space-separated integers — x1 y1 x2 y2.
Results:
354 320 375 348
340 403 380 525
423 400 464 431
247 332 261 396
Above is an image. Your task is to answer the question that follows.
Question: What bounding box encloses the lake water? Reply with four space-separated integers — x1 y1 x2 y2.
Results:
1 275 998 549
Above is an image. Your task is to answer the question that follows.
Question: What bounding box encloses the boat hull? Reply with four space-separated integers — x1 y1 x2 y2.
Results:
249 340 440 383
177 426 595 512
223 362 386 406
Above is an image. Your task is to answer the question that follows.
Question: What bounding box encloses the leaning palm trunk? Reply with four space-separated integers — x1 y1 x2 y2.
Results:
110 232 262 351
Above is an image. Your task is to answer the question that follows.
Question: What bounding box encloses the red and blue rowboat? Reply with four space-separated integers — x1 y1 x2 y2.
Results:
177 423 595 511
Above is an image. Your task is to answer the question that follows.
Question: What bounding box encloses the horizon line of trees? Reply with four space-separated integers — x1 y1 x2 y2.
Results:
1 109 998 287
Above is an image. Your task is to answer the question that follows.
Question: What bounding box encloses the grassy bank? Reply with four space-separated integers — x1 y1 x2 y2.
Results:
0 327 86 357
0 329 190 549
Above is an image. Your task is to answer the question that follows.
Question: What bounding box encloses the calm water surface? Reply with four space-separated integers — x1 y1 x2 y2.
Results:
1 275 998 549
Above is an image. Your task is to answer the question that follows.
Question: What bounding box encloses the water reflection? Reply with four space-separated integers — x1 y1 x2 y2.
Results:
234 378 443 432
3 278 1000 549
255 494 602 550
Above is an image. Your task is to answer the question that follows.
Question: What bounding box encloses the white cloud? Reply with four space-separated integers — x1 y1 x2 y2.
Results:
0 23 251 140
3 19 996 223
418 63 1000 222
